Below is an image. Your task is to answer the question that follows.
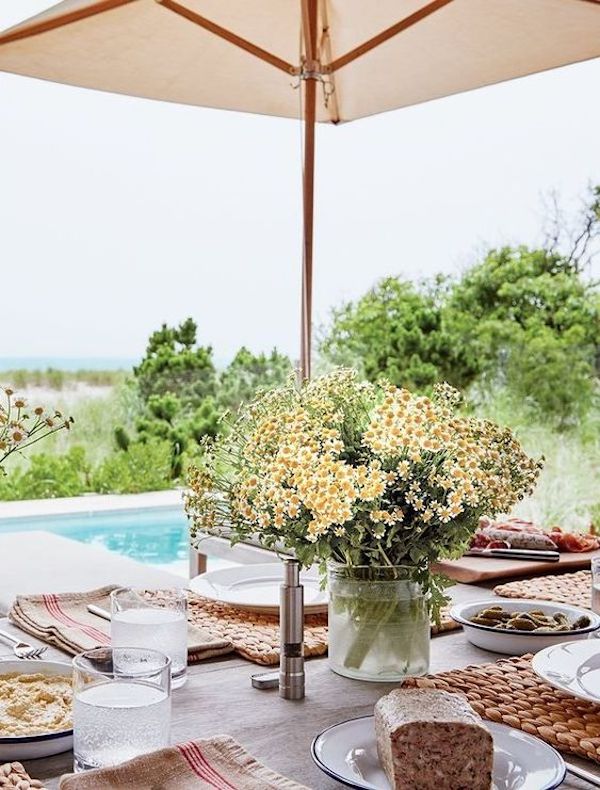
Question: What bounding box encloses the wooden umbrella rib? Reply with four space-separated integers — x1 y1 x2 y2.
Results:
326 0 454 73
157 0 298 75
0 0 136 46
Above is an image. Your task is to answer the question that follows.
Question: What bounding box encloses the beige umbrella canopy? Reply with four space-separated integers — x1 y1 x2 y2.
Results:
1 0 599 376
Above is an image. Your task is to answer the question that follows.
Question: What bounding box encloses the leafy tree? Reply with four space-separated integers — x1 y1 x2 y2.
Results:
445 246 600 420
319 243 599 421
218 347 292 413
123 320 291 480
504 325 596 424
319 277 477 391
445 246 600 364
134 317 217 408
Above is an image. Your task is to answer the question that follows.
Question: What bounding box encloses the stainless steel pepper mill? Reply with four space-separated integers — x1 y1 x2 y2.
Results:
279 558 305 700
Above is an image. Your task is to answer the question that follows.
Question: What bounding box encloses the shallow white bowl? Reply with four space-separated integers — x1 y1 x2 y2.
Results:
0 658 73 761
450 598 600 655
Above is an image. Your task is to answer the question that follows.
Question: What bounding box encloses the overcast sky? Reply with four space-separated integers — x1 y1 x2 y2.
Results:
1 2 599 366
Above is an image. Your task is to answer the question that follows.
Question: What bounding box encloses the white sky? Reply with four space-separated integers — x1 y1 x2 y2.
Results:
1 2 599 365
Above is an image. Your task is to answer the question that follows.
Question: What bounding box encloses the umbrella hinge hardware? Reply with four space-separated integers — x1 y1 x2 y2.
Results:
298 58 332 78
294 59 335 108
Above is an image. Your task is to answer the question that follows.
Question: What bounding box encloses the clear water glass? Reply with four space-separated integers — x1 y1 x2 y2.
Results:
72 647 171 772
110 587 188 689
592 557 600 614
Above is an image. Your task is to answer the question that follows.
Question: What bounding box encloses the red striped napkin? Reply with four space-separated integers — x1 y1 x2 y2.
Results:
59 736 308 789
9 585 231 661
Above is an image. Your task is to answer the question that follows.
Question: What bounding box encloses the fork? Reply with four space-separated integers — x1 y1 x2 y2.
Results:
0 629 48 659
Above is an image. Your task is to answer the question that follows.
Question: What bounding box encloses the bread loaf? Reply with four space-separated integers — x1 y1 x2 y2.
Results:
374 688 493 789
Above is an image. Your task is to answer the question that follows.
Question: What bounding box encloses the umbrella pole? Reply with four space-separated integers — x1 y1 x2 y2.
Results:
300 78 316 382
300 0 318 382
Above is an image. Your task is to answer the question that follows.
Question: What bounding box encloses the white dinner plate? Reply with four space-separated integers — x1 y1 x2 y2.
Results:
532 639 600 704
189 563 328 613
0 659 73 761
311 716 565 790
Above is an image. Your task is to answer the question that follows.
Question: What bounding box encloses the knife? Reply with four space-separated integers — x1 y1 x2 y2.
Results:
566 761 600 787
87 604 112 621
465 548 560 562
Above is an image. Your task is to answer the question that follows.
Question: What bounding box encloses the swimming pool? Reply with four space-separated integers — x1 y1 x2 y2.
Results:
0 506 196 577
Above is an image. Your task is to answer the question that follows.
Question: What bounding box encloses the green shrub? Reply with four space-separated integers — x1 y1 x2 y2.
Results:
0 446 90 500
91 440 172 494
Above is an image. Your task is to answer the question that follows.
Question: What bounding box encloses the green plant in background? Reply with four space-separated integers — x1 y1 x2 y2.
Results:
445 246 600 418
134 317 217 407
118 320 292 481
92 439 173 494
320 246 599 423
217 347 292 413
320 276 477 391
0 446 89 500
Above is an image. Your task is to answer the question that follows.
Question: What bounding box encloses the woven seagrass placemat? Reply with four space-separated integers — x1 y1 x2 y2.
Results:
0 762 46 789
147 591 457 666
494 570 593 609
404 654 600 764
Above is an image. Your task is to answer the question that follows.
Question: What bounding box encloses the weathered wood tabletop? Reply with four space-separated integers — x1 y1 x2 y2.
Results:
1 581 599 789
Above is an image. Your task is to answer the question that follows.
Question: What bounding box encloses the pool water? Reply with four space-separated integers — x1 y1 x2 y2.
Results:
0 506 217 577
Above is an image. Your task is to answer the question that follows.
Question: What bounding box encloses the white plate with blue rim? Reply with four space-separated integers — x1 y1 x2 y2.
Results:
532 639 600 705
189 563 327 613
311 715 566 790
0 659 73 761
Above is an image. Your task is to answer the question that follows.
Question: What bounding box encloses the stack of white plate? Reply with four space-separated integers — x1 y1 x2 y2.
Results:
189 563 328 614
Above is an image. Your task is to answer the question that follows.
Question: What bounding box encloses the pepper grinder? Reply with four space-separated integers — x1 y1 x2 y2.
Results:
279 558 305 700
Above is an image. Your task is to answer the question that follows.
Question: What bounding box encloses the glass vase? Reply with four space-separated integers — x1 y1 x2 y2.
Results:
327 563 430 682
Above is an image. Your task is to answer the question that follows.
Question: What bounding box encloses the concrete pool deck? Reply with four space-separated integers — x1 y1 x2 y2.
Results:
0 492 189 610
0 530 185 614
0 489 183 520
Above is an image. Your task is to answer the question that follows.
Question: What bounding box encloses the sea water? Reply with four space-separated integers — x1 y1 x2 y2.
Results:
111 608 187 688
73 681 170 772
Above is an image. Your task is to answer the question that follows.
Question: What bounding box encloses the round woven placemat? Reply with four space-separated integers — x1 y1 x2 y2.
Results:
0 762 45 789
148 591 457 666
494 569 593 609
404 653 600 764
184 595 456 665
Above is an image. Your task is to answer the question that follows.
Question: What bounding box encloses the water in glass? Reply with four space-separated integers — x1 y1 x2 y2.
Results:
111 588 188 688
74 680 170 771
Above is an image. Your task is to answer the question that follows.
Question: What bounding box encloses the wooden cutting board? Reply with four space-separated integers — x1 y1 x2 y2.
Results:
433 550 600 584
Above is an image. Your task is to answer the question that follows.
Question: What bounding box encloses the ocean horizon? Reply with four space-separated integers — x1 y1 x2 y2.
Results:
0 357 138 372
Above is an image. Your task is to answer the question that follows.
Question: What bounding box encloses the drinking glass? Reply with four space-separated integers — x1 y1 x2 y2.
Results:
110 588 188 689
72 646 171 772
592 557 600 614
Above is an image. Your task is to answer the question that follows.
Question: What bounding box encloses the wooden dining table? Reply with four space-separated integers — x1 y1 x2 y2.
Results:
1 577 600 790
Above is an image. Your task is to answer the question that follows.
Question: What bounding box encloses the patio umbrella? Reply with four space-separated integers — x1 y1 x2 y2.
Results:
1 1 599 378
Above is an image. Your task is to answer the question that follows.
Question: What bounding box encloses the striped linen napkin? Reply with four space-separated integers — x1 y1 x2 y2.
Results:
59 736 309 789
9 585 232 662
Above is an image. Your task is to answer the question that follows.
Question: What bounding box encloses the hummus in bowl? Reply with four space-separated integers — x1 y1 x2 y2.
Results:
0 671 72 737
0 659 73 761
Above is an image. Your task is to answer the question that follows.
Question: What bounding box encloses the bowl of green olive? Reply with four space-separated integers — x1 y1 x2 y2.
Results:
450 599 600 655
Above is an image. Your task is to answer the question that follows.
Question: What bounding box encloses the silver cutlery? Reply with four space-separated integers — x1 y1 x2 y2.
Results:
466 548 560 562
566 761 600 787
0 629 48 660
87 604 112 621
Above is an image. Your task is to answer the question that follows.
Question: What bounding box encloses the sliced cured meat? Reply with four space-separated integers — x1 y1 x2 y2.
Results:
470 518 600 553
478 527 557 551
